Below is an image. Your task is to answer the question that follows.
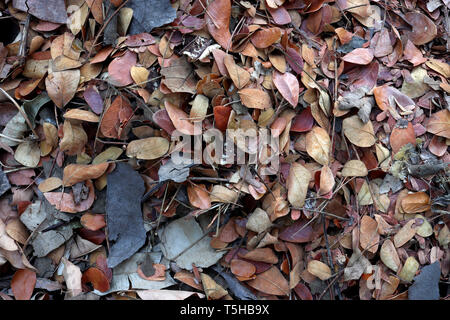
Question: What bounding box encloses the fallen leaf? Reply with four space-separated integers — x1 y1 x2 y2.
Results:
342 48 374 65
426 109 450 139
238 88 272 109
247 266 289 296
63 163 109 186
45 70 80 108
107 51 137 87
342 160 368 177
306 127 331 165
126 137 169 160
11 269 36 300
287 163 311 208
342 115 376 147
272 71 299 107
307 260 332 280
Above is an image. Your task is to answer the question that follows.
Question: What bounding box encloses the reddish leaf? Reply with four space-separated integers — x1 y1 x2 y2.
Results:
107 51 137 87
11 269 36 300
81 267 110 292
213 105 232 131
205 0 232 50
251 27 282 48
272 71 299 107
291 107 314 132
342 48 374 65
279 219 314 243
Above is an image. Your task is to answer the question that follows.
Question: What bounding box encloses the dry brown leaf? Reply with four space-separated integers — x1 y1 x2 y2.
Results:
38 177 63 192
287 162 311 208
359 215 379 254
60 120 88 156
45 70 80 108
223 55 250 89
342 115 376 147
401 192 431 213
200 273 228 300
187 184 211 210
130 66 149 88
342 160 368 177
306 126 331 165
64 109 100 122
307 260 332 280
380 239 401 272
238 88 272 109
63 163 109 186
247 266 289 296
427 109 450 139
272 71 299 107
393 219 417 248
319 165 334 195
126 137 169 160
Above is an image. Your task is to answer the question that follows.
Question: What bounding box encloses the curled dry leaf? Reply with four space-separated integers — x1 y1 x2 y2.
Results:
287 162 311 208
100 95 134 139
44 180 95 213
64 109 100 122
306 126 331 165
342 160 368 177
272 71 299 107
14 141 40 168
200 273 228 300
126 137 169 160
60 120 88 156
398 257 419 282
187 184 211 210
342 115 376 147
223 55 250 89
63 163 109 186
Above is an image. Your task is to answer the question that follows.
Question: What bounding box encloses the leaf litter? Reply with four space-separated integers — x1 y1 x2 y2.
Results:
0 0 447 301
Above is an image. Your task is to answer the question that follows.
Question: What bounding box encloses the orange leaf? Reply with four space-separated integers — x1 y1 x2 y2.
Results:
164 100 197 135
205 0 232 50
63 163 109 186
11 269 36 300
401 192 431 213
81 267 110 292
80 213 106 231
251 27 282 48
390 122 416 154
427 109 450 139
100 95 133 139
187 184 211 210
213 105 232 131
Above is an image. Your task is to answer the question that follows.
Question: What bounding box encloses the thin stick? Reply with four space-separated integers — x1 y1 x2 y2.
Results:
0 88 38 138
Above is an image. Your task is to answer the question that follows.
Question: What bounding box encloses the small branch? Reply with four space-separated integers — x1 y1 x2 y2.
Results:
0 88 39 138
